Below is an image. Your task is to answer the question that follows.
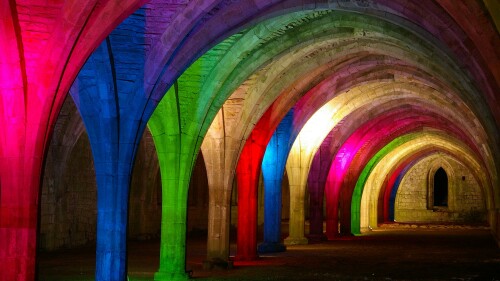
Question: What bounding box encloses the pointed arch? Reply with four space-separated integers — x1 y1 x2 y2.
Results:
427 159 454 210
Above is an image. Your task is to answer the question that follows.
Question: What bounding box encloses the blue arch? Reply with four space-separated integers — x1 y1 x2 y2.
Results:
389 160 418 221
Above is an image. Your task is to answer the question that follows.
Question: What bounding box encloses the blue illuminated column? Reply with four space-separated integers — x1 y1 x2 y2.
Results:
70 10 153 281
258 109 294 253
389 164 414 221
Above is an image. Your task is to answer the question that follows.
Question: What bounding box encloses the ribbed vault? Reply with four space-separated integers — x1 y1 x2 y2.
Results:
0 1 498 280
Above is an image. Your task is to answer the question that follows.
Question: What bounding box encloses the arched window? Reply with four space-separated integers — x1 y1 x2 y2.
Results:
433 167 448 207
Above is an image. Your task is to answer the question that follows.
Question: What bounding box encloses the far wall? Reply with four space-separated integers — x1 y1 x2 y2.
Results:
395 153 486 223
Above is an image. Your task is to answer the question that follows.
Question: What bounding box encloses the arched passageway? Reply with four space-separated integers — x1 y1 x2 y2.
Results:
0 1 499 280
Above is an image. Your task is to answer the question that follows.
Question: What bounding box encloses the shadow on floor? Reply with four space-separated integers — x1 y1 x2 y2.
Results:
38 227 500 280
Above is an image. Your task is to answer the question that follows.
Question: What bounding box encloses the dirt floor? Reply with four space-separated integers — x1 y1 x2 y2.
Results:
38 225 500 281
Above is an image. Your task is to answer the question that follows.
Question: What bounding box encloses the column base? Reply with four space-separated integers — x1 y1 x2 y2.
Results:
154 271 189 281
355 227 371 235
284 236 308 245
203 258 234 270
307 233 327 243
258 242 286 253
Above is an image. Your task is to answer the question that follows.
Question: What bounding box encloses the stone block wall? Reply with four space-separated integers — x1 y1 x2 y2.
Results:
40 132 97 251
128 130 162 240
186 153 209 233
395 153 486 224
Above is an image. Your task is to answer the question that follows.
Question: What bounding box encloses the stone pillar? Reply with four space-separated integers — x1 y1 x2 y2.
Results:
284 148 309 245
307 133 333 242
201 112 233 268
258 111 293 253
325 145 359 237
284 184 309 245
1 1 145 278
149 87 193 281
307 182 326 242
259 177 287 252
0 3 40 278
154 156 191 281
234 142 263 260
323 149 343 238
93 157 133 281
151 129 194 281
206 189 232 267
70 30 151 280
324 181 340 239
0 157 40 281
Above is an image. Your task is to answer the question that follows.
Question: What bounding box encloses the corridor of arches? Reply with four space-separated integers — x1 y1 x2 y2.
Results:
0 1 499 280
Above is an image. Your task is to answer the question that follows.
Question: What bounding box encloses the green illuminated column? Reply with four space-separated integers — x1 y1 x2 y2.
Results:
148 52 211 280
149 83 198 281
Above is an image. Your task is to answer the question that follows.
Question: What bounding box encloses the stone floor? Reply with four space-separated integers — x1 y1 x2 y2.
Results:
38 226 500 280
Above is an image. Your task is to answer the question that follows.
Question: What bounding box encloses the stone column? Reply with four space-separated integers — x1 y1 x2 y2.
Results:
258 111 293 253
206 189 232 267
342 186 356 235
93 154 134 281
71 29 151 280
234 142 263 260
150 126 195 281
324 180 340 239
284 148 309 245
201 112 233 268
1 1 145 279
0 156 41 281
0 3 42 279
307 182 326 242
154 152 191 281
259 176 287 252
149 85 194 281
307 133 333 242
284 184 309 245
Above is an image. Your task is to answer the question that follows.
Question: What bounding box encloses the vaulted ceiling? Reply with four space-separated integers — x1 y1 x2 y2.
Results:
0 1 498 280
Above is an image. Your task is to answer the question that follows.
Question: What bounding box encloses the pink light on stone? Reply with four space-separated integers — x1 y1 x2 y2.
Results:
324 135 360 238
0 2 145 280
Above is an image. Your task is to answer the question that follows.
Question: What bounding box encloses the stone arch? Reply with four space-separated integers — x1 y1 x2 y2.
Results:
357 131 489 233
0 1 498 280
